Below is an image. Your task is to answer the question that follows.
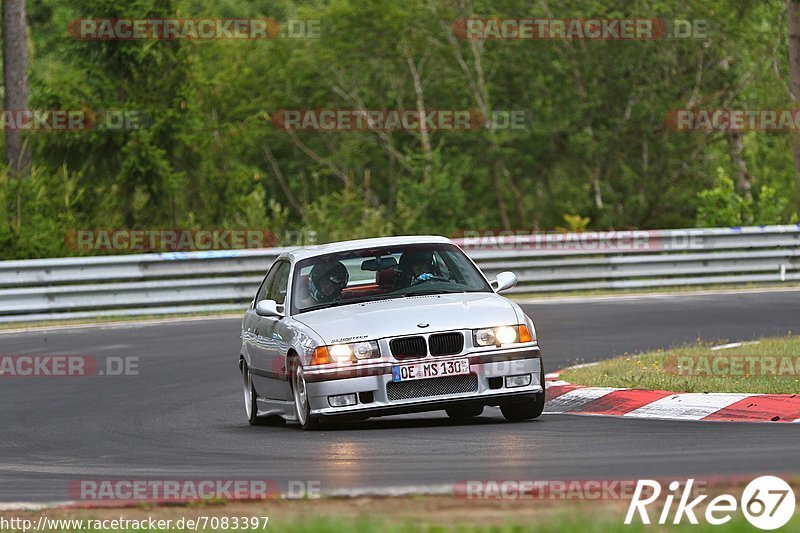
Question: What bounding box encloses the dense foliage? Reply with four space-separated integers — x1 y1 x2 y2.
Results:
1 0 798 258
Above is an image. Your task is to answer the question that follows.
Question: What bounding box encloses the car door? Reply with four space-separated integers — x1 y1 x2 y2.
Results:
244 261 281 396
251 260 292 400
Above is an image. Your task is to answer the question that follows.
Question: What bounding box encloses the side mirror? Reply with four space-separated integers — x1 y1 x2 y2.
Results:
492 271 518 293
255 299 283 317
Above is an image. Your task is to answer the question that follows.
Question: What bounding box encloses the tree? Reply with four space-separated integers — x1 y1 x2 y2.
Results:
32 0 199 228
2 0 31 174
788 0 800 216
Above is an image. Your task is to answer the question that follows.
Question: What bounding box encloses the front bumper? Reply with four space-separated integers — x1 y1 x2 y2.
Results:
303 346 543 418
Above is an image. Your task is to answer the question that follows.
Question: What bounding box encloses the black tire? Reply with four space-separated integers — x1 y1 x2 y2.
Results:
290 357 321 431
446 404 484 419
500 393 545 422
242 361 260 426
242 361 286 427
500 363 546 422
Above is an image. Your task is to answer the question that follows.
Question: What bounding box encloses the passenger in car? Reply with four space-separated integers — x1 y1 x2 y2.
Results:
396 251 440 288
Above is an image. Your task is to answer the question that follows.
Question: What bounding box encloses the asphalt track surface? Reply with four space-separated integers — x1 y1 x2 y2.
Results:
1 290 799 502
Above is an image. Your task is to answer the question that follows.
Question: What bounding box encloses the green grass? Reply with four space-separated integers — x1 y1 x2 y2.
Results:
4 492 799 533
272 515 800 532
511 281 800 301
560 335 800 394
0 310 242 331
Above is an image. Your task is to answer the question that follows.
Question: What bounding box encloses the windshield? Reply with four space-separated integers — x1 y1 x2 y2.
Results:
290 243 492 314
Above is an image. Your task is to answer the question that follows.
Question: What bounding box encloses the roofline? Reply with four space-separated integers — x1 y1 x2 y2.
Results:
282 235 455 262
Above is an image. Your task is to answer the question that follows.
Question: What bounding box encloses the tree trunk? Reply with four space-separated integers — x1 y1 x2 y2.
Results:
405 51 432 182
726 131 753 200
788 0 800 217
590 165 604 210
3 0 31 175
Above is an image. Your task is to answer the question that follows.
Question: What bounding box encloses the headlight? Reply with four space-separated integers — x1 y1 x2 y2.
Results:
328 344 354 362
311 341 381 364
474 328 497 346
472 325 534 347
352 341 381 360
495 326 517 344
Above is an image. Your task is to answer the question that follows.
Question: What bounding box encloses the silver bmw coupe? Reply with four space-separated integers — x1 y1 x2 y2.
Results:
239 236 544 429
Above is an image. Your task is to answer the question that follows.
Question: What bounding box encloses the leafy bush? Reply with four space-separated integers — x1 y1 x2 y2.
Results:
695 169 747 227
302 189 393 244
696 169 794 228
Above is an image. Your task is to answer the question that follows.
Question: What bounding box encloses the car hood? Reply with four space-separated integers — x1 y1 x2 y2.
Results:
293 292 518 343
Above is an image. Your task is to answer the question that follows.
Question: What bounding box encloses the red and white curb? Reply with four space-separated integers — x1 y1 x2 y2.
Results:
544 371 800 423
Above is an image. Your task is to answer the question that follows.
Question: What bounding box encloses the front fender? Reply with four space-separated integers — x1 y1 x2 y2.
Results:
281 317 326 370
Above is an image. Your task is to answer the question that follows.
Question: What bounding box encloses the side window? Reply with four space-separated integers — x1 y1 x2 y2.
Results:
254 261 281 306
267 261 290 305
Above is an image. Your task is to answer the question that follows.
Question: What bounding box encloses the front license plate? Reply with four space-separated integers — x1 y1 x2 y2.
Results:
392 358 471 382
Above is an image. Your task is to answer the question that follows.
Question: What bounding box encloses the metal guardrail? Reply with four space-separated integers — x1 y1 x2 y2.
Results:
1 225 798 323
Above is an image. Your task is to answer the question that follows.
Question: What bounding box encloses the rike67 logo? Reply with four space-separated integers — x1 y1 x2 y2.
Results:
626 476 796 530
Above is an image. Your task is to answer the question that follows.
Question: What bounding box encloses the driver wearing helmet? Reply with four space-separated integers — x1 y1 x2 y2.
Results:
305 260 349 305
398 251 437 287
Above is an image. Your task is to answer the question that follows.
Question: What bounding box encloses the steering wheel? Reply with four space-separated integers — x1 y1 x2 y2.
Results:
411 275 452 286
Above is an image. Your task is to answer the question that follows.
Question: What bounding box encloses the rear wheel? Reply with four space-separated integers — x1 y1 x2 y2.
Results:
242 361 259 426
446 404 484 419
291 357 320 430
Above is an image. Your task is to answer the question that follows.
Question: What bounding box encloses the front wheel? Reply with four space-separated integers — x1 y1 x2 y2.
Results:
291 358 320 430
500 364 546 422
500 393 545 421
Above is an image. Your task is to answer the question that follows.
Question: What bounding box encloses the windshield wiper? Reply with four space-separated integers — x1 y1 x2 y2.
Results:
300 294 402 312
328 296 391 307
401 289 465 297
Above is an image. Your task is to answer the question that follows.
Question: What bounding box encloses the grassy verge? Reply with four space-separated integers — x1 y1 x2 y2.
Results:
223 512 796 532
511 281 800 301
0 311 242 332
2 495 798 532
560 335 800 394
